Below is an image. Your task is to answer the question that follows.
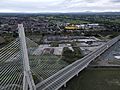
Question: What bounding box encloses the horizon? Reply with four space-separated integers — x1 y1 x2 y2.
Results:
0 11 120 14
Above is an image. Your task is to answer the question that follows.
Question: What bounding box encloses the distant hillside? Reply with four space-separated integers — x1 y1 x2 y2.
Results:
0 12 120 16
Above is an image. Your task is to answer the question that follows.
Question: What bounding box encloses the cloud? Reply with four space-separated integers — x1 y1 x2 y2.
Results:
0 0 120 13
84 0 97 3
111 0 120 2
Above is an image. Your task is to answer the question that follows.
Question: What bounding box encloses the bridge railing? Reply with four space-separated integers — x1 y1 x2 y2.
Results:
36 35 120 90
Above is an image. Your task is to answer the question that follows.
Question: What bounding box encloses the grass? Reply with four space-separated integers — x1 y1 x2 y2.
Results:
29 54 69 82
26 34 43 44
108 60 120 65
68 20 89 24
60 68 120 90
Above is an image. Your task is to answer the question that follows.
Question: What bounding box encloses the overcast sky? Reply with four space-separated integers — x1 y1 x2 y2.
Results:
0 0 120 13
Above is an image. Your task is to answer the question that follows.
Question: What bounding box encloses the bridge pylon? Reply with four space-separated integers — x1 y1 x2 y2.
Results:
18 24 36 90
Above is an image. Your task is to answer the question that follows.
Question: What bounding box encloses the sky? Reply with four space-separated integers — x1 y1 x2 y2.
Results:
0 0 120 13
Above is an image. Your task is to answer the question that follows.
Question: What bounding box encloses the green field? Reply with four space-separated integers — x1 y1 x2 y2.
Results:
60 68 120 90
67 19 89 24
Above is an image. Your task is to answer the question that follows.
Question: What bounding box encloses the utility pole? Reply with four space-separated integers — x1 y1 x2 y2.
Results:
18 24 36 90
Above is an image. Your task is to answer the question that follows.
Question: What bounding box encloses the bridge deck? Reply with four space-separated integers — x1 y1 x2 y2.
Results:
36 35 120 90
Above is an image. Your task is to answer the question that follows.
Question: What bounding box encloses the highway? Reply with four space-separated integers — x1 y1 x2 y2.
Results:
36 35 120 90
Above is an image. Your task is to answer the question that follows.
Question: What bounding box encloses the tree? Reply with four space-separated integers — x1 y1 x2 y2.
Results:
62 47 83 64
51 41 59 47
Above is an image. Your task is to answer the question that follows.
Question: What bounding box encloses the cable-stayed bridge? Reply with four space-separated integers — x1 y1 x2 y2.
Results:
0 24 120 90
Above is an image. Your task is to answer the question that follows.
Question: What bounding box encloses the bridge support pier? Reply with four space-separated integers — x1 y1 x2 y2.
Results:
76 73 79 76
64 83 66 87
107 45 109 48
40 77 44 81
